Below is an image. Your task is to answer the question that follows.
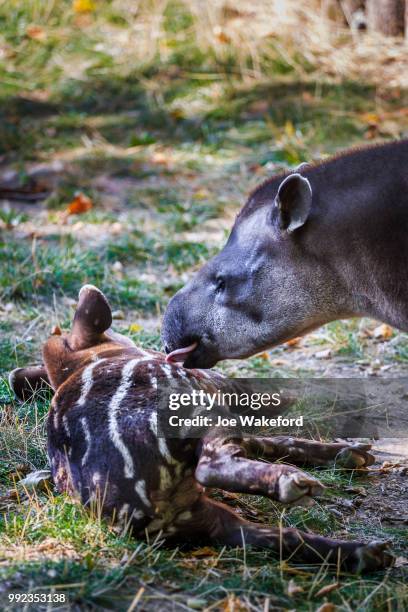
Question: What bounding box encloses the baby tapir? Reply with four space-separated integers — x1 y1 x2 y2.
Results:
10 285 393 572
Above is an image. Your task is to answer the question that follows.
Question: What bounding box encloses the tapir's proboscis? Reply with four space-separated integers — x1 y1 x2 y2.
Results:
163 140 408 368
10 286 393 572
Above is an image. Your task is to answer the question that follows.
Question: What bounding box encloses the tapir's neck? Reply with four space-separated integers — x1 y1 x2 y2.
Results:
301 140 408 330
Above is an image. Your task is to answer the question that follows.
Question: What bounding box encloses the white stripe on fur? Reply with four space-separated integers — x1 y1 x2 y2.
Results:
108 358 139 478
80 417 92 466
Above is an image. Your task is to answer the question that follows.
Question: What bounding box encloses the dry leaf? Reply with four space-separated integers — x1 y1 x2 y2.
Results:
151 151 168 165
395 556 408 567
66 192 93 215
213 26 231 44
73 0 95 13
257 352 270 361
315 604 337 612
315 582 340 598
191 546 217 558
372 323 393 340
285 336 302 348
26 25 46 40
359 112 380 125
220 595 247 612
287 578 304 596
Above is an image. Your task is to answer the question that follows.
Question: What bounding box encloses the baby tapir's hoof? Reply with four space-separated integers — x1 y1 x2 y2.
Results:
335 443 375 469
278 471 325 506
346 541 394 573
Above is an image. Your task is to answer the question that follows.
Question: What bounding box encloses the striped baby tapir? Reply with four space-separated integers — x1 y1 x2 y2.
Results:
10 285 394 572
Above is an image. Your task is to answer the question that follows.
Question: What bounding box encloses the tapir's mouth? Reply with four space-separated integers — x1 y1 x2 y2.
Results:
165 342 198 364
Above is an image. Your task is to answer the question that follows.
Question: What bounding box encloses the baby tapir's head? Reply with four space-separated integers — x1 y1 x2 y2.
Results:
43 284 135 391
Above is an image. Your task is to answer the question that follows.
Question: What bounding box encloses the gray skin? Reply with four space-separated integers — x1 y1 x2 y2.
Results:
162 139 408 368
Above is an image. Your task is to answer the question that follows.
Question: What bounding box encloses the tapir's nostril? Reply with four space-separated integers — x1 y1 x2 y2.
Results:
164 344 170 354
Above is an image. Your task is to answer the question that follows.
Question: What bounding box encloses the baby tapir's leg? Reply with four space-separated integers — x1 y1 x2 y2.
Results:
9 365 50 402
198 497 392 572
196 438 324 505
242 437 375 469
170 497 393 573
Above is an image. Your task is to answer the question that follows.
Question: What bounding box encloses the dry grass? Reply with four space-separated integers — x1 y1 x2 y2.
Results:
3 1 407 90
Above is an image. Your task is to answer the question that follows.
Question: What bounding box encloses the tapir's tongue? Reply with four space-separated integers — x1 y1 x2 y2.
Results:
165 342 198 364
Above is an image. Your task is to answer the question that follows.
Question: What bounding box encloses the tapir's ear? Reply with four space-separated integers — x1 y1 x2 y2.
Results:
69 284 112 351
273 173 312 233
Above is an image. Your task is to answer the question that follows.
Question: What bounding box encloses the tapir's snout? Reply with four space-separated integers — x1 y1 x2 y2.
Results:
162 289 220 369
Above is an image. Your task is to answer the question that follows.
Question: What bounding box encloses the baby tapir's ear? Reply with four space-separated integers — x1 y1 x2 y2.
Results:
273 173 312 233
69 285 112 351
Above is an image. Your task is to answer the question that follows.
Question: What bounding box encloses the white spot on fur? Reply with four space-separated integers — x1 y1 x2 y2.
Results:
62 415 71 438
108 359 139 478
131 509 145 521
52 397 59 429
148 363 157 389
118 503 130 520
135 479 150 508
149 412 158 436
160 364 173 380
80 417 92 466
158 438 172 462
92 472 101 485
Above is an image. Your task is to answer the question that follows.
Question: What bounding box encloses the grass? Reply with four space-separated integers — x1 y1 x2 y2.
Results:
0 0 407 610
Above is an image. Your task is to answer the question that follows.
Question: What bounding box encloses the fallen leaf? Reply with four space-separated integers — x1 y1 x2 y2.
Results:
287 578 304 596
151 151 169 165
26 25 46 40
344 486 367 496
372 323 393 340
315 604 337 612
257 352 270 361
191 546 218 558
66 192 93 215
213 26 231 44
285 336 302 348
359 112 380 125
315 582 340 598
219 595 247 611
380 460 401 472
395 556 408 567
72 0 95 13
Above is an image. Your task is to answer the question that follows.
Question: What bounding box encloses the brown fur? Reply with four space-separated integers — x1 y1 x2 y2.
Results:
10 285 394 572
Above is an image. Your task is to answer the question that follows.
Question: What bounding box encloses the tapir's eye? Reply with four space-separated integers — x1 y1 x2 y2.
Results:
215 276 226 293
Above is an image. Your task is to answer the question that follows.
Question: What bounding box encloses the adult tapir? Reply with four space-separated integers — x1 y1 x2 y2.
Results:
163 139 408 368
